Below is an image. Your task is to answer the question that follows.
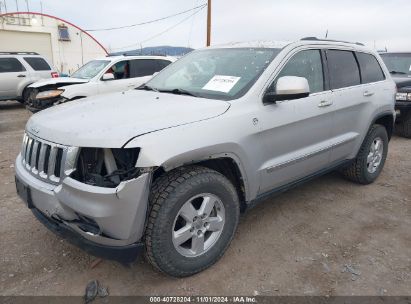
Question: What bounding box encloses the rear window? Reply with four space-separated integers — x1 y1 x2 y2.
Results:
0 58 25 73
327 50 361 89
130 59 171 78
356 53 385 84
23 57 51 71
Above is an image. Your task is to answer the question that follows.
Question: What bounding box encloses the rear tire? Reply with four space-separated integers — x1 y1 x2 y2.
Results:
395 115 411 138
145 166 240 277
340 124 388 184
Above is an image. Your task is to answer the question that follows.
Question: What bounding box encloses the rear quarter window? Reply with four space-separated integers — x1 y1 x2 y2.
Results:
356 52 385 83
327 50 361 89
0 57 26 73
23 57 51 71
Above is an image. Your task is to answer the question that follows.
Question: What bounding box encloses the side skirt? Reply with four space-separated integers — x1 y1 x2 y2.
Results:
245 159 351 211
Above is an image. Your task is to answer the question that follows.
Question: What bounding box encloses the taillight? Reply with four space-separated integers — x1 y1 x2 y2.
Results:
51 72 59 78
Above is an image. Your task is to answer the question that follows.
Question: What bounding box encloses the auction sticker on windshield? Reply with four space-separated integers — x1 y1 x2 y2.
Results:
203 75 241 93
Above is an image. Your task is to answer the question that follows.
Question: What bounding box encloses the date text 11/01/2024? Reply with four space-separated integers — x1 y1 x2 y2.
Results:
149 296 257 303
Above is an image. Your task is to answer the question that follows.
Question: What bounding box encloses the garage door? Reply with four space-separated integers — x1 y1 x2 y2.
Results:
0 30 53 63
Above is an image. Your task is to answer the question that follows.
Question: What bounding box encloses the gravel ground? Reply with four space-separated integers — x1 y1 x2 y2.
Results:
0 100 410 296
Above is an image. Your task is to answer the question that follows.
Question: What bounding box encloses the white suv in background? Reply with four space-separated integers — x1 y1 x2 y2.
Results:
26 55 176 112
0 52 57 103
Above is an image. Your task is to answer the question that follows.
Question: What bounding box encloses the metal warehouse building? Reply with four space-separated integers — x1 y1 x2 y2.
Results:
0 12 107 74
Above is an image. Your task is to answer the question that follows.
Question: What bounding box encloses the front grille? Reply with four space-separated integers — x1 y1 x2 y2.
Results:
21 133 68 184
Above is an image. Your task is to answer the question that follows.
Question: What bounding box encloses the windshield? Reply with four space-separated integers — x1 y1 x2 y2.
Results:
145 48 281 100
380 53 411 76
71 60 110 79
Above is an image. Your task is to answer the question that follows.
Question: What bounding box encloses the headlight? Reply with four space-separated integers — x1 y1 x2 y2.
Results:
70 147 141 188
36 89 64 100
408 93 411 101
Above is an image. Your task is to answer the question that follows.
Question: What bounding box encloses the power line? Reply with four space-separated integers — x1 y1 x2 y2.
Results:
85 3 207 32
111 5 206 51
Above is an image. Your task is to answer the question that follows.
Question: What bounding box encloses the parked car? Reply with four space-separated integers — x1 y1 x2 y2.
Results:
25 55 176 112
0 52 57 103
380 52 411 137
15 38 395 277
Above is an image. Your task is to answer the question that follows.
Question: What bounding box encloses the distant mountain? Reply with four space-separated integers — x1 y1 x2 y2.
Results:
111 46 194 57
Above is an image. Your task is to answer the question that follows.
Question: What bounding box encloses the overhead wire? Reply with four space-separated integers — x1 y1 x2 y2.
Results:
85 3 206 32
110 5 206 51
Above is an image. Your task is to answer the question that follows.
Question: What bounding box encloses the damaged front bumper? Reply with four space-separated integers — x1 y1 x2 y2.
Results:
26 96 68 113
15 154 152 262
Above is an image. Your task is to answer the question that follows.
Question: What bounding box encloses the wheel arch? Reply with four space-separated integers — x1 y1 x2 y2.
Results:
372 111 395 140
152 154 249 212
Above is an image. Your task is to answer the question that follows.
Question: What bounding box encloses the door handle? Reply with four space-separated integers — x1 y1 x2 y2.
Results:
17 74 26 78
363 91 374 97
318 100 333 108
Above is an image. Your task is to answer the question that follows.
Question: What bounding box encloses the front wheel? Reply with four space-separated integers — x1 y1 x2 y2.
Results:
145 166 240 277
340 124 388 184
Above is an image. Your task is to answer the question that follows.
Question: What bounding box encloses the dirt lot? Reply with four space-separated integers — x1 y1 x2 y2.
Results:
0 100 410 296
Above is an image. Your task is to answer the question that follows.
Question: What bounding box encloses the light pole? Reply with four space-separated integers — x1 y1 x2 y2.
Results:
206 0 211 46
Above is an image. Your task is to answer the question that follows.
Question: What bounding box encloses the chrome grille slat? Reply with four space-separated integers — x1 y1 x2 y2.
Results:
48 146 58 178
21 132 72 184
37 143 47 175
25 137 32 165
30 141 39 169
21 134 28 162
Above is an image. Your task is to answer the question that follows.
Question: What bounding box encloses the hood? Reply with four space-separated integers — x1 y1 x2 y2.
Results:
29 77 89 89
26 90 230 148
391 76 411 91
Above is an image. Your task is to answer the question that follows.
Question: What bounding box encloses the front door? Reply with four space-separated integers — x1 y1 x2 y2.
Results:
257 49 335 194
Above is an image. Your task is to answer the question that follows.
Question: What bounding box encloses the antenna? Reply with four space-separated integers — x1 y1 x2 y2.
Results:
325 29 328 39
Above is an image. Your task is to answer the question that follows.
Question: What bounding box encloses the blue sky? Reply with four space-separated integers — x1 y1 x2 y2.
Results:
1 0 410 52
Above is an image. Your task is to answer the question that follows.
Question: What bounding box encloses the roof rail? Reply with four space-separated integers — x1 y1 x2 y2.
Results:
106 53 168 57
0 51 40 55
300 37 364 46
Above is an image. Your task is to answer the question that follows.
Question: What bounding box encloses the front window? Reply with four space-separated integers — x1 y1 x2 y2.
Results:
145 48 281 100
71 60 110 79
268 50 324 94
380 53 411 76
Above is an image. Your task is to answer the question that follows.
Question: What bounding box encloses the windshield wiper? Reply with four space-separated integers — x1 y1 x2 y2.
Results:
158 88 199 97
389 70 407 75
136 84 159 92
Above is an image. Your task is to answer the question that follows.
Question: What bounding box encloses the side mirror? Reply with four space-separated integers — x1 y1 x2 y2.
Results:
264 76 310 103
102 73 115 81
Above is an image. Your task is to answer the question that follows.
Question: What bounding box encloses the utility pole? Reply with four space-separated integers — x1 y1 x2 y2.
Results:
206 0 211 46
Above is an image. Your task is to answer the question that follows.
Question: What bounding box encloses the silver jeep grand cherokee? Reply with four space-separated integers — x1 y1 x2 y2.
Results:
15 38 396 277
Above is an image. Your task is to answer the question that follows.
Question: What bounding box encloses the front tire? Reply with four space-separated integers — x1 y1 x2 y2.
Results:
341 124 388 184
145 166 240 277
19 87 31 104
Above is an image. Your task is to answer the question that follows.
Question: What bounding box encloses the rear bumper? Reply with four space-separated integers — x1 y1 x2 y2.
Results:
32 207 144 263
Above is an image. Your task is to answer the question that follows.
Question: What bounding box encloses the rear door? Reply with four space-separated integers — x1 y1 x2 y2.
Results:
0 57 28 100
23 57 54 82
327 50 385 163
258 49 335 193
